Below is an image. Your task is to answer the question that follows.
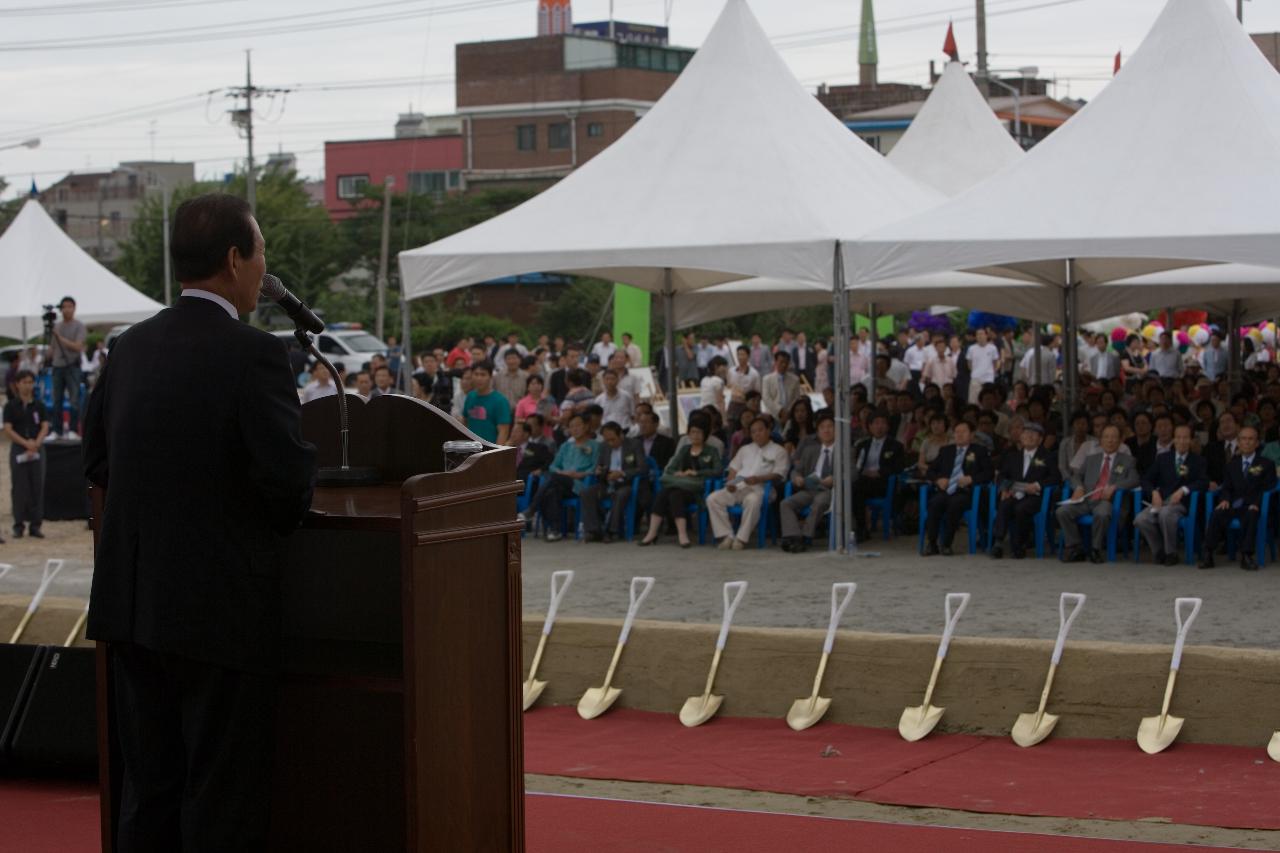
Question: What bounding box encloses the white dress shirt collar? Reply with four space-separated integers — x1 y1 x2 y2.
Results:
181 288 238 319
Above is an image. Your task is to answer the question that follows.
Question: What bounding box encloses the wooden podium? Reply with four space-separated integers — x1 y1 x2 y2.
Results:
95 394 526 852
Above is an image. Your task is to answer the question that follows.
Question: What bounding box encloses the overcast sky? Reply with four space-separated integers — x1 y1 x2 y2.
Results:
0 0 1273 198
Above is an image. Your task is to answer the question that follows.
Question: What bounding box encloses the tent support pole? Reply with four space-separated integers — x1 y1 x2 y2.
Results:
662 268 678 437
400 294 413 394
831 242 852 554
1032 321 1043 389
1229 299 1242 392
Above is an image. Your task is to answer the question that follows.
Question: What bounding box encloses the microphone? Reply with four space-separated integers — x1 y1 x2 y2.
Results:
260 274 323 335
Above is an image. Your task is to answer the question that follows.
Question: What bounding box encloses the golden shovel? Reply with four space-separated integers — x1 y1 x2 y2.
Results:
1011 592 1086 747
786 582 856 731
1138 597 1202 755
8 559 65 644
576 576 654 720
1268 731 1280 763
523 570 574 711
899 592 970 741
680 581 748 727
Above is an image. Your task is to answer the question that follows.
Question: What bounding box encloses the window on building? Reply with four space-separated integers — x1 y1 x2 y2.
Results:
408 171 448 195
447 171 462 189
548 122 572 150
516 124 537 151
337 174 369 199
54 209 68 228
587 122 604 138
859 135 882 153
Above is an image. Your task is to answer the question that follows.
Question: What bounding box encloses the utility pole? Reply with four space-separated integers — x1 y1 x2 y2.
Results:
976 0 988 83
162 185 172 305
376 176 395 342
226 51 289 216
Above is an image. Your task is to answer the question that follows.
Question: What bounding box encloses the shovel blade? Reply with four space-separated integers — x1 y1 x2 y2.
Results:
679 693 724 728
1137 713 1184 754
1268 732 1280 763
577 685 621 720
1011 710 1059 748
898 703 946 742
786 695 832 732
522 679 547 712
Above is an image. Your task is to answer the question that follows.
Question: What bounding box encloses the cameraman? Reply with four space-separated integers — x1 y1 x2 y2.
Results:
50 296 87 438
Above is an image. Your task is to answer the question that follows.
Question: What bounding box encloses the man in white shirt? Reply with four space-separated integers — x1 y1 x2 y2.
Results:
1019 339 1059 386
1200 332 1228 381
1086 333 1119 381
621 332 643 368
966 329 1000 403
727 345 761 406
699 356 728 415
300 362 336 404
707 418 789 550
608 352 646 401
594 368 635 430
1149 332 1184 380
591 332 617 365
902 332 930 386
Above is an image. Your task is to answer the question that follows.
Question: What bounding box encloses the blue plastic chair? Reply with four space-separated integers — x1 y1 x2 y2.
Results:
917 483 986 554
864 474 898 540
725 479 776 548
1203 486 1280 566
1054 481 1135 562
986 484 1056 557
1130 490 1202 565
595 473 644 541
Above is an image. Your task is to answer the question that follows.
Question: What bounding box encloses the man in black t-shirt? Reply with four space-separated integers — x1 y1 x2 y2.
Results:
2 369 50 539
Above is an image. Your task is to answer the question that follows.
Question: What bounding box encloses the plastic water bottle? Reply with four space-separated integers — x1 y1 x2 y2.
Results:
577 520 585 541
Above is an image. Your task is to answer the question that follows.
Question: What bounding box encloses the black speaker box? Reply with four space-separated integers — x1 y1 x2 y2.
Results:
9 646 97 775
0 644 47 770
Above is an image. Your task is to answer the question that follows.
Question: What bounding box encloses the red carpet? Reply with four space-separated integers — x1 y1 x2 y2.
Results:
0 779 99 853
524 706 1280 831
526 794 1247 852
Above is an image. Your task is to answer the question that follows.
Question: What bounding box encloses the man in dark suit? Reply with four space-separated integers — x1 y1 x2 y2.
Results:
84 194 317 852
548 343 582 404
1200 425 1276 570
1137 424 1208 565
1202 411 1240 488
581 421 646 541
923 421 992 556
991 421 1060 559
850 410 905 543
791 331 817 387
633 409 674 522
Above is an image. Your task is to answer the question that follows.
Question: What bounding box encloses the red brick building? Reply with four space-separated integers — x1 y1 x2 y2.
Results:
323 133 466 220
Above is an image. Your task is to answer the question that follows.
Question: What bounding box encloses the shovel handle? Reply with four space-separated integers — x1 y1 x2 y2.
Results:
715 581 748 650
541 570 575 635
822 582 857 654
937 592 971 659
618 576 655 646
1051 592 1086 665
0 564 12 585
1170 597 1202 672
25 559 65 616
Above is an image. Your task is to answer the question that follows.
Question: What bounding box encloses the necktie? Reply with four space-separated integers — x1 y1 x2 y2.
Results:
1175 454 1184 472
1023 451 1033 478
947 447 966 494
819 447 831 478
1097 454 1113 494
778 375 787 410
1244 456 1251 475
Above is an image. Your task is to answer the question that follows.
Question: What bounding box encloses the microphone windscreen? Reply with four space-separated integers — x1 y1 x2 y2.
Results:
260 273 286 302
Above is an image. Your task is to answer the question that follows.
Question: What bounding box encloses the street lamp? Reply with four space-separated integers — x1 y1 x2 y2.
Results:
982 67 1039 146
0 138 40 152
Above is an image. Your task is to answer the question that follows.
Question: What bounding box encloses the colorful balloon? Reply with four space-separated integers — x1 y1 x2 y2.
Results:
1141 322 1163 342
1263 322 1277 348
1175 330 1191 354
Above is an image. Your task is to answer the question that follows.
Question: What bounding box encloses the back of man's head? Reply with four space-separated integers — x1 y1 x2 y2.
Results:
171 193 254 283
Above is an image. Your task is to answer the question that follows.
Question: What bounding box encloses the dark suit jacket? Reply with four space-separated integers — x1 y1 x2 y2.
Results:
996 446 1060 493
1217 453 1277 510
641 432 676 471
1141 451 1208 501
548 367 570 404
792 346 816 385
84 296 317 672
1203 439 1238 485
593 437 647 482
853 436 906 477
926 443 993 492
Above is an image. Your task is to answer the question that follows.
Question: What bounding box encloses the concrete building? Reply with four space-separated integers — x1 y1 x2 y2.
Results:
323 128 465 220
39 160 194 265
455 27 693 190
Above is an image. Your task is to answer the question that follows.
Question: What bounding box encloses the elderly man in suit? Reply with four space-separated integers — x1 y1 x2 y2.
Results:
1200 425 1277 571
1136 424 1208 565
1056 424 1139 564
849 410 905 543
580 421 647 542
780 412 836 553
761 351 800 419
991 421 1060 560
707 416 790 550
923 421 993 556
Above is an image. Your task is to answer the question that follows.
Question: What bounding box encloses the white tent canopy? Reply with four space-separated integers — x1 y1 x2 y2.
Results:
0 200 164 340
885 60 1024 197
846 0 1280 289
398 0 939 299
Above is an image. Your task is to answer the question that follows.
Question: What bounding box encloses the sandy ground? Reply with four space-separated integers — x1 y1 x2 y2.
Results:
526 775 1280 850
520 536 1280 650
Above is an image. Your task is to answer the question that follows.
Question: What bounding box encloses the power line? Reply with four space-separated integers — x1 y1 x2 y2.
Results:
0 0 241 15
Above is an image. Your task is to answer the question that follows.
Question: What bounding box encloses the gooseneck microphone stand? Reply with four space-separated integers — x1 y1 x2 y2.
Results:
294 327 380 486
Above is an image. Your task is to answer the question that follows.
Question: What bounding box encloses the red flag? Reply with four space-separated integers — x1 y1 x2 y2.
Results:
1114 50 1122 75
942 22 959 62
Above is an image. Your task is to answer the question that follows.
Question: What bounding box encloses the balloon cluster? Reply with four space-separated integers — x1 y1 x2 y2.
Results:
1141 322 1164 342
1175 330 1191 354
1240 323 1276 347
1186 324 1210 347
1110 326 1129 353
